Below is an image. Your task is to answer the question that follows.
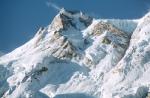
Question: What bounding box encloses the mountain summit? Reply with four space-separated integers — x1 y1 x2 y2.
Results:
0 9 150 98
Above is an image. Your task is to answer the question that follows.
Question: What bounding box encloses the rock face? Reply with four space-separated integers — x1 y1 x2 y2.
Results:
0 9 150 98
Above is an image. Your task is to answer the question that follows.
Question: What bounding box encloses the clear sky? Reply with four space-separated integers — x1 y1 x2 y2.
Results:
0 0 150 53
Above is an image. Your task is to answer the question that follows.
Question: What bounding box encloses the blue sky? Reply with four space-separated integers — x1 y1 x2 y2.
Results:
0 0 150 53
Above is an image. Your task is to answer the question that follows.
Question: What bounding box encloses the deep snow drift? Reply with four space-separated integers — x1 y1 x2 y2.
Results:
0 8 150 98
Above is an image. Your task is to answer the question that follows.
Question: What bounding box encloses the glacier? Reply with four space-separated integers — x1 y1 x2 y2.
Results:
0 8 150 98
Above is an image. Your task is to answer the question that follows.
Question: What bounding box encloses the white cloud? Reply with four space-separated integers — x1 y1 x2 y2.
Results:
46 1 61 11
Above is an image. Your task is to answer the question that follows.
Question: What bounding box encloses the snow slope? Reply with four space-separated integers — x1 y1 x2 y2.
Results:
0 8 150 98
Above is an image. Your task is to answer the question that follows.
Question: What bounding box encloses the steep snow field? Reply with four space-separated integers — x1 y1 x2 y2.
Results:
0 9 150 98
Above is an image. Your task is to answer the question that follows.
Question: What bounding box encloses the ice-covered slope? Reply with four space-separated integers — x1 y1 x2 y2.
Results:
0 8 149 98
100 12 150 98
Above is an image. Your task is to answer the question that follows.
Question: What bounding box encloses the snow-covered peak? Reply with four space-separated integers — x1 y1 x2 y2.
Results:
49 8 93 31
0 9 150 98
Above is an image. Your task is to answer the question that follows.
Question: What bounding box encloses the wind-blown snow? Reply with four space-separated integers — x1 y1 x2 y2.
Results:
0 9 150 98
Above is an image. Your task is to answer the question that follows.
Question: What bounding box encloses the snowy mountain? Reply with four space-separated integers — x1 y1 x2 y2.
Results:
0 8 150 98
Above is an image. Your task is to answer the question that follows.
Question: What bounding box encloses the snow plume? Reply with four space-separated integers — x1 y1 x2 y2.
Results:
46 1 61 11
